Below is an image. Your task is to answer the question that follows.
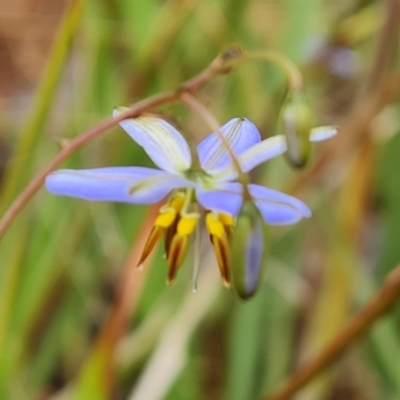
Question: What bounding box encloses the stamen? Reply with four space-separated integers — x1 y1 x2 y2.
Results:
177 214 199 236
139 192 186 268
210 236 231 287
218 213 234 227
205 211 235 287
205 212 225 238
169 192 186 210
164 215 180 259
167 235 189 284
154 208 177 228
138 226 164 266
166 213 199 284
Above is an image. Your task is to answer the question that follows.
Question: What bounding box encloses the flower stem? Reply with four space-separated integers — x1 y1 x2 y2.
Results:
0 49 240 242
244 50 304 92
179 92 251 198
264 263 400 400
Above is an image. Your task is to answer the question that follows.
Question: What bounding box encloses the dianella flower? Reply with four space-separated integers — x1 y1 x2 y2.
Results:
46 107 337 296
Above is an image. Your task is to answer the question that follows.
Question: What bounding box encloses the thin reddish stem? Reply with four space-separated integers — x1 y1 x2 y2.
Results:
0 51 233 241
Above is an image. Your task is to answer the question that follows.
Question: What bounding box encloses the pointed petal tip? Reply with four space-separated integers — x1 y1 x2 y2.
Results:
249 184 312 225
301 203 312 218
197 117 261 173
310 125 339 142
117 115 192 173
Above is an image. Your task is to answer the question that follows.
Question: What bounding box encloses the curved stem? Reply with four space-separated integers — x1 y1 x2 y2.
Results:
245 50 304 92
0 50 238 242
264 263 400 400
179 93 250 197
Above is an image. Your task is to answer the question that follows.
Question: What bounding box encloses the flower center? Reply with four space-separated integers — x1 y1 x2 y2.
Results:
137 186 236 287
184 167 219 189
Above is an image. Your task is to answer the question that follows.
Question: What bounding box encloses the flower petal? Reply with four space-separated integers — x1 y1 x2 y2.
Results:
235 125 338 173
113 108 191 173
249 184 311 224
197 118 261 172
310 126 338 142
46 167 193 204
238 135 287 172
196 182 243 216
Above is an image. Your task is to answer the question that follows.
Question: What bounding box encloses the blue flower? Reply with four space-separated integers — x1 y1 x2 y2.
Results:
46 108 336 287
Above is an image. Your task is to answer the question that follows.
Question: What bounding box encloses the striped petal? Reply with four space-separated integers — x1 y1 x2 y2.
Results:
46 167 192 204
113 108 191 174
239 135 288 173
197 118 261 173
249 184 311 225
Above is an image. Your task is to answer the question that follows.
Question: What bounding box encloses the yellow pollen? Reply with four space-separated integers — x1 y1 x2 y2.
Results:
170 192 185 211
154 209 176 228
205 213 225 238
218 213 235 227
177 214 199 236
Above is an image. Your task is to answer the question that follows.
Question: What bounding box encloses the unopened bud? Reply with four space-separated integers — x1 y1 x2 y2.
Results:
230 201 269 299
279 91 315 168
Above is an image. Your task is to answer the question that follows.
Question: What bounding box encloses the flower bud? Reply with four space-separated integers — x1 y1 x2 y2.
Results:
229 201 269 299
279 91 315 168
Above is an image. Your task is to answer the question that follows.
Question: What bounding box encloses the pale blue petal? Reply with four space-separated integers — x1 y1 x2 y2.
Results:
238 135 287 173
46 167 192 204
249 184 311 224
196 182 243 216
310 126 338 141
197 118 261 172
113 108 191 173
219 126 338 175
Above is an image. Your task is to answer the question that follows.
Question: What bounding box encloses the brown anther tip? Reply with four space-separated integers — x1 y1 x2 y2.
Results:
166 276 176 286
136 263 144 271
222 279 232 289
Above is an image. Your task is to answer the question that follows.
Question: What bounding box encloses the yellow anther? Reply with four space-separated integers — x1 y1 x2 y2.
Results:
170 192 186 211
205 213 225 238
177 214 199 236
154 208 177 228
218 213 235 227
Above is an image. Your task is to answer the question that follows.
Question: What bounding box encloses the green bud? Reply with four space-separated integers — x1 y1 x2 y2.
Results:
230 201 269 299
279 91 315 168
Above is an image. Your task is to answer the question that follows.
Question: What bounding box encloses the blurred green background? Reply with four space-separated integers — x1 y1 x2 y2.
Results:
0 0 399 399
